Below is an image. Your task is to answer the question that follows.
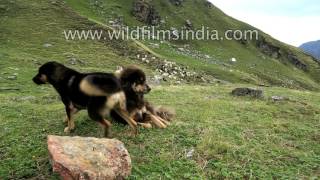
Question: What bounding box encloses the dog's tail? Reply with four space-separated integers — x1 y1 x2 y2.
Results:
154 106 176 122
80 73 121 96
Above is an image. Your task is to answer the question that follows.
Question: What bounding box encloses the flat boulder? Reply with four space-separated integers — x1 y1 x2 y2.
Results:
231 88 263 98
47 135 131 180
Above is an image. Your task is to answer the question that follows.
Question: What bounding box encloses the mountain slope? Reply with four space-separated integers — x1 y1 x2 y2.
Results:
300 40 320 60
64 0 320 90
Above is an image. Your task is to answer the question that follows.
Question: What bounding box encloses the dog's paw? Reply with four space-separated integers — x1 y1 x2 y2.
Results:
64 127 71 133
138 122 153 129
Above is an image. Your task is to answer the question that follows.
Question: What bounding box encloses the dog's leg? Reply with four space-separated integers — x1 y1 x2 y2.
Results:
114 109 138 135
148 113 167 128
88 105 113 138
156 115 171 126
64 105 78 133
98 119 112 138
63 116 68 123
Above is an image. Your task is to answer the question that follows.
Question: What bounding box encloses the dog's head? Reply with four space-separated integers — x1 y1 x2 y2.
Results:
118 66 151 94
33 61 65 85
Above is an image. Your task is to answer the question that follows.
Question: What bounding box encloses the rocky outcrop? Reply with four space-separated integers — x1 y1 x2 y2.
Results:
231 88 263 98
287 54 307 71
132 0 161 25
204 1 213 8
169 0 184 6
48 135 132 180
256 37 309 71
256 38 281 59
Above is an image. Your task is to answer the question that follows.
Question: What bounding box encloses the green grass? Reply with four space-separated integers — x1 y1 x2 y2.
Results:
0 0 320 179
1 84 320 179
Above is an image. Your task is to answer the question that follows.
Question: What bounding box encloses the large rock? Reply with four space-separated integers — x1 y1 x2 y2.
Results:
231 88 263 98
256 37 281 59
47 135 132 180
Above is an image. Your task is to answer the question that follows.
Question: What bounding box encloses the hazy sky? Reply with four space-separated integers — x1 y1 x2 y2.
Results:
209 0 320 46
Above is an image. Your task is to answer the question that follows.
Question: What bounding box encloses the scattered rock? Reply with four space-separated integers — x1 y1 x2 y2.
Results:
186 148 195 158
271 96 289 102
108 16 124 28
160 19 166 24
68 57 86 65
7 75 17 80
173 45 213 61
170 0 184 6
149 43 159 48
135 53 215 83
43 43 53 48
178 47 185 52
40 95 60 104
231 88 263 98
185 19 193 29
231 57 237 63
48 135 132 180
50 0 58 5
132 0 161 25
11 96 36 102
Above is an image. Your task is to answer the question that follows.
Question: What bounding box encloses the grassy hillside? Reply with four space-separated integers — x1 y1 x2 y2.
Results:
0 0 319 179
65 0 320 90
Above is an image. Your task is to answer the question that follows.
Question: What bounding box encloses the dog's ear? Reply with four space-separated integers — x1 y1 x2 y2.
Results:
114 66 124 78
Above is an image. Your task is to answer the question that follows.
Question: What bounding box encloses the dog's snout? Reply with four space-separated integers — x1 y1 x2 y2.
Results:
33 74 46 85
145 84 151 93
33 75 40 84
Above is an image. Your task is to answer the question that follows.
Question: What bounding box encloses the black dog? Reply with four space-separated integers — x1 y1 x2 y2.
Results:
33 61 143 137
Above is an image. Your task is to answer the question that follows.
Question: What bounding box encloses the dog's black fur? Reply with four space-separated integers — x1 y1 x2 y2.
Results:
32 61 146 136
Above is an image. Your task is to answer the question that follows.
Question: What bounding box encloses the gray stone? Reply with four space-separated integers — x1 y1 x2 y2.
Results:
43 43 53 48
271 96 289 102
231 88 263 98
185 19 193 29
7 75 17 80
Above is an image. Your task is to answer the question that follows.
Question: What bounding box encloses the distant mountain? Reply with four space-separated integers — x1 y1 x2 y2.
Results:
300 40 320 60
